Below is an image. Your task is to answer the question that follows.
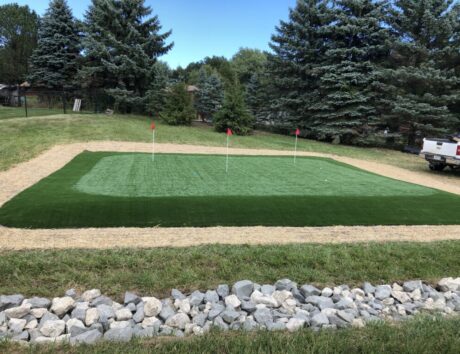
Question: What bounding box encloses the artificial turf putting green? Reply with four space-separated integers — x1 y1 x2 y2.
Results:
0 151 459 228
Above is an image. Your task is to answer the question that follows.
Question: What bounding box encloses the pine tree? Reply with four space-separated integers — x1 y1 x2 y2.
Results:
194 67 224 121
383 0 460 145
146 61 170 117
268 0 334 133
160 83 195 125
0 4 39 85
309 0 392 145
214 80 254 135
28 0 80 89
79 0 172 112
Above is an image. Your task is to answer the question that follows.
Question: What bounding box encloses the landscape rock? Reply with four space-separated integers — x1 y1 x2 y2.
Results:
286 318 305 332
232 280 254 299
375 285 392 300
224 295 241 308
8 318 27 334
50 297 75 317
143 297 162 317
40 320 65 337
70 329 102 345
300 285 321 297
0 295 24 311
104 327 133 342
165 313 190 329
217 285 230 299
81 289 101 302
24 297 51 309
5 304 31 319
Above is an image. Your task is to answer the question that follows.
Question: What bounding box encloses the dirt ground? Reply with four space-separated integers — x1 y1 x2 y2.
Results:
0 141 459 250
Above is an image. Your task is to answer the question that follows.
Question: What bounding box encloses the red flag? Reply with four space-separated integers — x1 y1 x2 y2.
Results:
295 128 300 136
227 128 233 136
150 122 156 130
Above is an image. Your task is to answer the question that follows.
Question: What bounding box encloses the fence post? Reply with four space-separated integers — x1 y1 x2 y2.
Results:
24 94 28 118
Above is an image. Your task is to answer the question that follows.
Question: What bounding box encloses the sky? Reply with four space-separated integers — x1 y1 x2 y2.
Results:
8 0 297 68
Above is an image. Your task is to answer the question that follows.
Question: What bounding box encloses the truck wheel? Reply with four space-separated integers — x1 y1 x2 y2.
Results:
429 163 446 171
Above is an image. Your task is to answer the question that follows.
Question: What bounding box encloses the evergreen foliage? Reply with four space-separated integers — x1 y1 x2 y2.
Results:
79 0 172 112
231 48 268 85
268 0 460 146
194 67 224 121
382 0 460 145
160 83 195 125
214 79 254 135
268 0 333 132
28 0 80 89
0 4 39 85
146 61 170 117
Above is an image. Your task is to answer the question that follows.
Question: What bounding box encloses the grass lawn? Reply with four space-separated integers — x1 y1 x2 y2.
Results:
0 105 65 120
1 114 459 183
1 316 459 353
1 242 459 298
0 152 458 228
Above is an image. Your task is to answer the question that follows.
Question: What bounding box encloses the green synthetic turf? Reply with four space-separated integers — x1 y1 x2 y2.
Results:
0 151 459 229
75 153 434 198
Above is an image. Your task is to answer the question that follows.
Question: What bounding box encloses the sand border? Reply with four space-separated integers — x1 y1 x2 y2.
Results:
0 142 459 250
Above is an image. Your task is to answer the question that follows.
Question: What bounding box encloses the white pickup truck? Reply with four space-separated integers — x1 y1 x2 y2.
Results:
420 135 460 171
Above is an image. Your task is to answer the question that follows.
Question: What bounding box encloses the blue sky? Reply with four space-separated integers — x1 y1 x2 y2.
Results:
9 0 296 68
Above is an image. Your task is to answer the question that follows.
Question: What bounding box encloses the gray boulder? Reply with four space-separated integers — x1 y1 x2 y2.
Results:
275 279 296 291
124 292 141 305
104 327 133 342
232 280 254 300
300 285 321 297
375 285 392 300
213 316 229 331
70 329 102 345
261 285 276 296
305 296 334 310
25 297 51 309
189 291 205 306
221 308 240 324
217 285 230 299
253 307 272 326
205 290 219 303
0 295 24 311
171 289 186 300
363 282 376 294
403 280 423 293
311 313 329 327
91 296 112 307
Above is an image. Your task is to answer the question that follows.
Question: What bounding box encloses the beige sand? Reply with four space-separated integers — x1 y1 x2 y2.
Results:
1 225 459 250
0 142 459 250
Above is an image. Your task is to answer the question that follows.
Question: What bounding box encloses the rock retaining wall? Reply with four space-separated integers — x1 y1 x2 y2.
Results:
1 277 459 345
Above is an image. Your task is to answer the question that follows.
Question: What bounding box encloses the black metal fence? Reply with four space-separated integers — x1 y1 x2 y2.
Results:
0 88 114 118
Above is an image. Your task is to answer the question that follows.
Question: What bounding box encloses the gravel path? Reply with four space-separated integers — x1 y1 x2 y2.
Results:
0 141 459 250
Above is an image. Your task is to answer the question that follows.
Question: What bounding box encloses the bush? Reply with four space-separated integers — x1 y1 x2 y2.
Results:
160 83 195 125
214 81 254 135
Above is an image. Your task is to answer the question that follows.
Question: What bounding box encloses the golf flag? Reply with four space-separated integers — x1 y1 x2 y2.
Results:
151 121 156 162
226 128 232 173
294 128 300 164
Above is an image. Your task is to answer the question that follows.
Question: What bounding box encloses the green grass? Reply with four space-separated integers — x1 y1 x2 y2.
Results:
0 242 459 298
1 113 459 183
0 105 66 120
76 153 434 197
1 151 458 228
1 316 459 353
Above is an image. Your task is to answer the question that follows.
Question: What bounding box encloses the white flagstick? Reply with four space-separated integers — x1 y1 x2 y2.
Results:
294 134 298 164
226 133 229 173
152 129 155 162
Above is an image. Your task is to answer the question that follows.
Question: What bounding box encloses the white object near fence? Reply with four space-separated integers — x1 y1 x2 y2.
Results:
73 99 82 112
